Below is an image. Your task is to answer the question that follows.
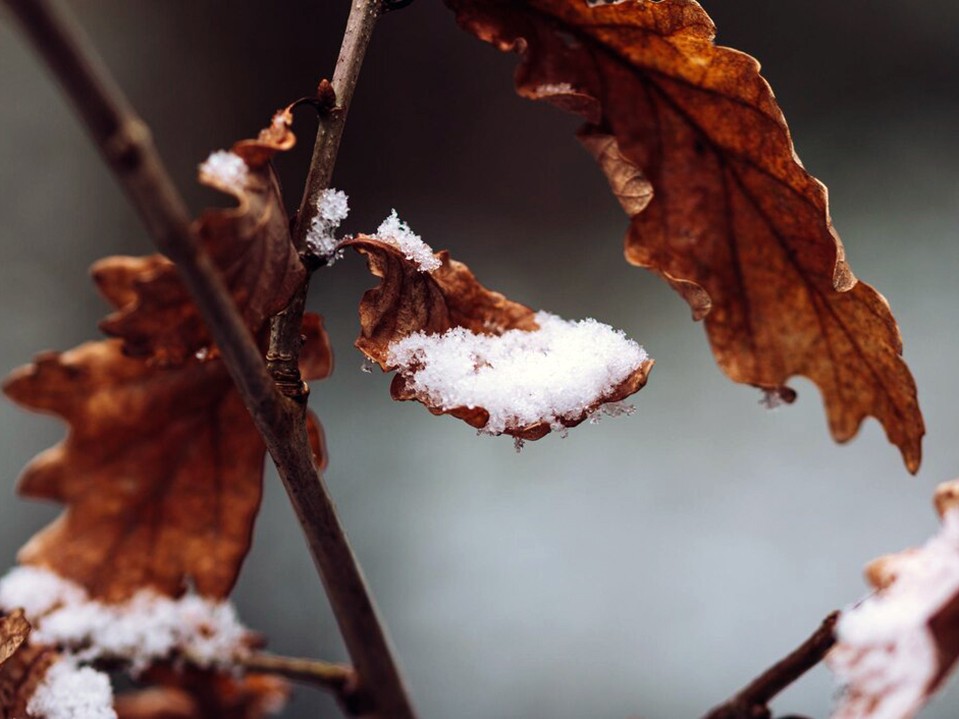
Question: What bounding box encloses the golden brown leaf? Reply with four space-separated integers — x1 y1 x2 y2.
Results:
347 236 652 439
121 666 289 719
3 311 332 602
0 610 29 667
0 640 57 719
447 0 924 471
94 107 304 366
347 236 538 367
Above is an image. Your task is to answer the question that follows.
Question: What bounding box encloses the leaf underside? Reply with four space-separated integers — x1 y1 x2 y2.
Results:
447 0 924 471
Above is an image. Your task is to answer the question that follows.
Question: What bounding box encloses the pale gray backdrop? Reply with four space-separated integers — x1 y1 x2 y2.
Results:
1 1 958 718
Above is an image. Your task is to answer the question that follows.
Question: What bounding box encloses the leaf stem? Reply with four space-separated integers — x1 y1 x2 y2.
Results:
700 612 839 719
4 1 416 716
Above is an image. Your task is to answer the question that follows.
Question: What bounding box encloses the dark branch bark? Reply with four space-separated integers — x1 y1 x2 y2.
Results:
700 612 838 719
4 1 416 716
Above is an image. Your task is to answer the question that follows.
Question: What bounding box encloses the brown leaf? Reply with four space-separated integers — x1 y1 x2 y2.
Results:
122 666 289 719
347 236 652 439
94 106 304 366
0 610 30 667
447 0 924 471
4 237 332 604
346 236 538 367
0 641 57 719
4 341 266 602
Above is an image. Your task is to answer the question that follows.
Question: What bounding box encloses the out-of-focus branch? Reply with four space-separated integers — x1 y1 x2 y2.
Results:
4 1 416 716
700 612 838 719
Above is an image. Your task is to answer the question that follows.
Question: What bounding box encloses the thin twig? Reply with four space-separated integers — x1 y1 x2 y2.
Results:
700 612 839 719
4 1 416 717
267 0 383 383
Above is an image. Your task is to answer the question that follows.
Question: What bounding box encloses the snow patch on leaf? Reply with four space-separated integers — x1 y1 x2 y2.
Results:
26 658 116 719
198 150 249 192
828 506 959 719
307 188 350 263
387 311 648 435
374 210 441 273
0 567 252 674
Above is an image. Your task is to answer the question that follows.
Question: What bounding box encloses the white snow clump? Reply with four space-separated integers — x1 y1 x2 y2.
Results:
198 150 248 191
386 311 648 434
306 188 350 263
27 659 116 719
373 210 441 272
829 509 959 719
0 566 251 674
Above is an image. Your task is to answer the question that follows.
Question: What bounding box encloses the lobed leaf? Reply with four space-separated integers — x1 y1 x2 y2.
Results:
94 107 305 366
447 0 924 471
2 314 332 603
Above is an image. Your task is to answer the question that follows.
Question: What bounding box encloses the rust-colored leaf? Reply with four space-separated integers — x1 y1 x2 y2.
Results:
0 610 29 667
94 106 305 366
120 666 289 719
0 639 57 719
347 236 652 439
347 236 538 367
2 311 332 602
447 0 924 471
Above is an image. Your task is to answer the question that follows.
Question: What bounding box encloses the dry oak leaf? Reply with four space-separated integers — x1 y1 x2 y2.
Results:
828 480 959 719
0 610 30 667
347 236 652 440
0 638 57 719
447 0 924 472
2 314 332 603
95 106 304 365
117 666 289 719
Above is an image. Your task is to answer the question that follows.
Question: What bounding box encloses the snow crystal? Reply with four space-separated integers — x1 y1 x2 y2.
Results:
27 659 116 719
0 566 251 673
828 510 959 719
374 210 441 273
534 83 575 96
307 188 350 263
199 150 248 191
386 311 648 435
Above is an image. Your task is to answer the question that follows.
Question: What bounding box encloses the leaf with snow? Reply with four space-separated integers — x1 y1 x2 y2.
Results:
0 638 59 719
2 298 332 601
828 479 959 719
447 0 924 472
347 231 652 439
95 106 305 365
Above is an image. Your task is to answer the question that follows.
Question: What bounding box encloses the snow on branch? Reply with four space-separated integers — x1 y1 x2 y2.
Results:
828 479 959 719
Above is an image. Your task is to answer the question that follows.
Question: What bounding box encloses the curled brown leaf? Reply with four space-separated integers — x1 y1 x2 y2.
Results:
0 640 57 719
447 0 924 471
347 236 652 439
0 610 29 667
95 106 304 366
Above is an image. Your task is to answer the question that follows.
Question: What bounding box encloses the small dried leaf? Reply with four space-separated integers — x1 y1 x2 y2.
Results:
347 236 538 367
829 487 959 719
0 610 29 667
348 237 651 439
0 641 58 719
128 666 289 719
94 107 304 365
447 0 924 471
4 341 266 602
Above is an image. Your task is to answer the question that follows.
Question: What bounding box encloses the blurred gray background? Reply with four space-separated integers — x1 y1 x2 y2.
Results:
1 1 958 717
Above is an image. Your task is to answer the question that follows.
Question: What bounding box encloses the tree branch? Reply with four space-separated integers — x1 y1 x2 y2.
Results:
4 1 416 717
700 612 838 719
